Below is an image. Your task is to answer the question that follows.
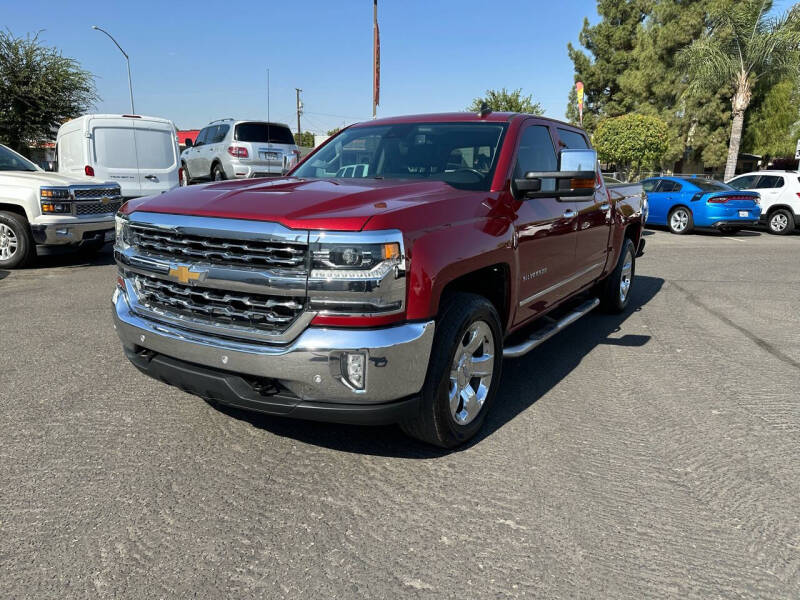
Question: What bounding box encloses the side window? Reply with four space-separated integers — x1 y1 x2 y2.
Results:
204 126 220 145
212 125 229 144
194 128 209 146
514 125 557 186
756 175 784 189
641 179 657 193
557 128 589 149
657 180 674 192
727 174 758 190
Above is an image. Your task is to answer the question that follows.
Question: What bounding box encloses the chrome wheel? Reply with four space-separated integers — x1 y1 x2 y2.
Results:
0 223 18 261
770 213 788 232
670 208 689 233
448 320 495 425
180 168 189 186
213 168 224 181
619 248 633 303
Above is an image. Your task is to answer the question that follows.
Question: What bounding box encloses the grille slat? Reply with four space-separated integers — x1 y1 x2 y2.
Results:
73 187 121 199
133 273 304 332
75 200 123 216
131 226 307 269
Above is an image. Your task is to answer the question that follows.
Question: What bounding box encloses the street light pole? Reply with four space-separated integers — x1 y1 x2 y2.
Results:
92 25 135 114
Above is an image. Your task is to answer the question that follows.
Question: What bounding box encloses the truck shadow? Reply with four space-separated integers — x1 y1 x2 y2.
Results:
31 244 116 269
218 276 664 458
0 269 8 281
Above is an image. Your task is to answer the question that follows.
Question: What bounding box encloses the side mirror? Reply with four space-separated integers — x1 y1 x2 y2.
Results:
184 138 193 148
514 148 598 199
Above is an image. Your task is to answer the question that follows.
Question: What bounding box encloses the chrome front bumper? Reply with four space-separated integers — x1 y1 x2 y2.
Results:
113 286 435 404
31 217 115 245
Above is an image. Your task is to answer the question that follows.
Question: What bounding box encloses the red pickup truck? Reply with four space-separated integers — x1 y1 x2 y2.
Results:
113 111 645 447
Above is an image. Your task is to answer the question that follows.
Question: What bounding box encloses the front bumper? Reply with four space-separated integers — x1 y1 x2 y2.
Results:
113 286 435 407
31 217 115 245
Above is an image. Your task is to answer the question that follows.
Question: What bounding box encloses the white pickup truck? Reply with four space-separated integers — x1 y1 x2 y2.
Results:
0 144 122 269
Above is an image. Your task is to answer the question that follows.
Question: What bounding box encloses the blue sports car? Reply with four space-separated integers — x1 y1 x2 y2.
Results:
642 176 761 234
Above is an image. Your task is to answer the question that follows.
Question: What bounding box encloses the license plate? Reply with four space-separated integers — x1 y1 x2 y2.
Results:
738 210 749 217
104 230 115 242
260 152 279 160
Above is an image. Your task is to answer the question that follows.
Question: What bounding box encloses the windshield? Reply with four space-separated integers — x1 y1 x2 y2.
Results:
686 178 732 192
235 122 295 145
0 145 38 172
293 122 508 191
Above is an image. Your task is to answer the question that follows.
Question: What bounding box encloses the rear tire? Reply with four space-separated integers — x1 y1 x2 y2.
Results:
400 293 503 448
668 206 693 234
180 162 191 186
211 163 226 182
0 210 35 269
598 238 636 313
767 209 794 235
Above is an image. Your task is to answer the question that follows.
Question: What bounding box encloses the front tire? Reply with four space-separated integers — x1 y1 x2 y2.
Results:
767 209 794 235
400 293 503 448
598 238 636 313
668 206 693 234
180 162 191 186
0 211 35 269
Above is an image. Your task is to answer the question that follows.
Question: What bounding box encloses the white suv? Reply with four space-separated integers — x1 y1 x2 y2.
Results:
180 120 299 184
727 170 800 235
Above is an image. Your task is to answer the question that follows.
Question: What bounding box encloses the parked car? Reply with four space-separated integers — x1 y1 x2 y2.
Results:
0 144 121 269
726 170 800 235
642 176 761 234
180 120 300 184
56 114 180 199
113 111 645 447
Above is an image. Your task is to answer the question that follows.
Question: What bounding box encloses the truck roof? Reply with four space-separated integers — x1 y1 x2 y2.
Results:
358 112 581 130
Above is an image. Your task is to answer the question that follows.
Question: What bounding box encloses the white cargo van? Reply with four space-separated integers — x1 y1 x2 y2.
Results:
56 114 180 198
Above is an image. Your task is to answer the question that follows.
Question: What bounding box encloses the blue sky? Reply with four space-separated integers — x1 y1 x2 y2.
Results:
4 0 795 133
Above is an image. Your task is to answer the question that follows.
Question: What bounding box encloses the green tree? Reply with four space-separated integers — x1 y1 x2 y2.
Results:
294 131 315 147
593 114 669 179
0 31 97 155
742 78 800 159
679 0 800 179
326 127 342 137
566 0 652 133
467 88 543 114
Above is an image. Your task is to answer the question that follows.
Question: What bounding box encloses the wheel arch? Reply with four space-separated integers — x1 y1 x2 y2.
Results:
438 263 511 334
0 203 30 221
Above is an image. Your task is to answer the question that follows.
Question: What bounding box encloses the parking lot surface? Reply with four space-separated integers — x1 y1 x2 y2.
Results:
1 229 799 599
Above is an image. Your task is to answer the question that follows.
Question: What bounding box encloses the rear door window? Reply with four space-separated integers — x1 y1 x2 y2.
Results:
557 128 589 149
756 175 784 188
235 123 295 145
93 127 137 168
657 180 681 192
135 127 176 169
212 124 230 143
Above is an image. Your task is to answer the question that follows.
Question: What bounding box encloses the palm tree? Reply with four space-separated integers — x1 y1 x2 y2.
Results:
680 0 800 180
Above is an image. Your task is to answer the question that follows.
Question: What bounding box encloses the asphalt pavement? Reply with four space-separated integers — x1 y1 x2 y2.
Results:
1 228 799 599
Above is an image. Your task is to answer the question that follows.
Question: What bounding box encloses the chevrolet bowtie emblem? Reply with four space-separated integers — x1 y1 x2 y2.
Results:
169 265 203 285
100 196 111 205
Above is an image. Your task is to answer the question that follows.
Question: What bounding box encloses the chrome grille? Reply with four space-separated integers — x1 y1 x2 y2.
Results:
132 272 304 332
75 200 123 216
130 225 307 270
73 187 121 199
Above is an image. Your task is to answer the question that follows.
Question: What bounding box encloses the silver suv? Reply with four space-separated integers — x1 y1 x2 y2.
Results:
180 119 300 184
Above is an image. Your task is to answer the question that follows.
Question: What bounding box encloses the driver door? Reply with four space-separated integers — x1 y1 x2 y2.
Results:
512 122 579 326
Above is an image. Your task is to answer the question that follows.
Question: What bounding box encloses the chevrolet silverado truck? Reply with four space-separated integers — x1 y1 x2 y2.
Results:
113 111 645 447
0 144 122 269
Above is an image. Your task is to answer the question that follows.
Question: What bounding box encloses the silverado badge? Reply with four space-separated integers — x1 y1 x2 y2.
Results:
169 265 204 285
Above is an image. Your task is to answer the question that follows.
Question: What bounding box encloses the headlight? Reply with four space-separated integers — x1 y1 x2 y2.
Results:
40 187 72 213
115 214 131 250
308 231 406 316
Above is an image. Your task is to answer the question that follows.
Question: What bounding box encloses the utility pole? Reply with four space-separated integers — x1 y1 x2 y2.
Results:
92 25 135 114
295 88 303 136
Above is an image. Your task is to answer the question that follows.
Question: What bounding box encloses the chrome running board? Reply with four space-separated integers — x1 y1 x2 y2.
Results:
503 297 600 358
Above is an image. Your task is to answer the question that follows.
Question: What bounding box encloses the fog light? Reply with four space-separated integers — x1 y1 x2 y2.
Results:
344 353 366 390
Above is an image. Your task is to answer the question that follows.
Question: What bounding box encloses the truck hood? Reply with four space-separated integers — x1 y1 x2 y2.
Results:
122 177 465 231
0 171 111 187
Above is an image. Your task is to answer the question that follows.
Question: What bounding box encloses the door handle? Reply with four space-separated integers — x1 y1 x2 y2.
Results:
600 203 610 211
563 209 576 218
144 175 157 180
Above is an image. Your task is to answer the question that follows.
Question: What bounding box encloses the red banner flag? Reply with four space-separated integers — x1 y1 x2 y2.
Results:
373 0 380 116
